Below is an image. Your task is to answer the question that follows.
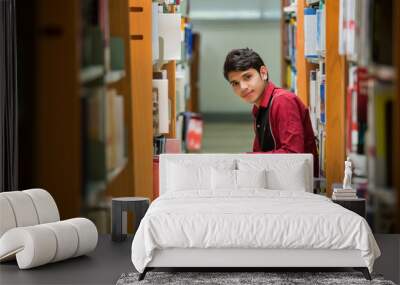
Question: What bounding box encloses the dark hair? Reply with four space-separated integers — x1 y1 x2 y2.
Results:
223 48 265 80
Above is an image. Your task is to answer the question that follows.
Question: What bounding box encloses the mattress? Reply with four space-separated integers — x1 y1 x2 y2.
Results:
131 190 380 273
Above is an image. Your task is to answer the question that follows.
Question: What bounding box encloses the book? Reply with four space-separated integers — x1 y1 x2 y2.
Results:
153 136 166 155
152 87 160 136
83 88 107 183
309 70 318 134
105 89 126 172
304 8 318 58
319 64 326 125
332 196 359 200
316 3 326 56
338 0 357 59
333 193 357 197
333 188 357 193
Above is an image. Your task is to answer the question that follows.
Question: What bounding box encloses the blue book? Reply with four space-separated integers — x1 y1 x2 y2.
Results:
320 81 325 124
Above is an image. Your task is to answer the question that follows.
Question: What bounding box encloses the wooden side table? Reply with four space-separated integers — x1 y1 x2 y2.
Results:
332 198 366 218
111 197 150 242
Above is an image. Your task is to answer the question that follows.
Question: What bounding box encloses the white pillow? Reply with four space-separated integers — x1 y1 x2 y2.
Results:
266 161 307 191
211 169 236 190
167 163 211 191
236 169 267 189
237 158 309 191
166 159 236 192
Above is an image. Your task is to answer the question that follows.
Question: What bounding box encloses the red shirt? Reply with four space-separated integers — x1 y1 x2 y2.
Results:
252 82 319 176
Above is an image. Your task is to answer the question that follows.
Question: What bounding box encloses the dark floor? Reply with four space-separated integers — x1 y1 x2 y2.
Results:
0 235 134 285
374 234 400 284
0 234 399 285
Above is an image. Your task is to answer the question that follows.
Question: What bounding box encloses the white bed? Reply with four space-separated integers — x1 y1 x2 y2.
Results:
131 154 380 280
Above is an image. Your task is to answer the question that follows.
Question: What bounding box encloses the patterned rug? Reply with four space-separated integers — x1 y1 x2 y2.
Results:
116 271 396 285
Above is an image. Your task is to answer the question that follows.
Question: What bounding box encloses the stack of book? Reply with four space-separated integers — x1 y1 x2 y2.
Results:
332 188 358 200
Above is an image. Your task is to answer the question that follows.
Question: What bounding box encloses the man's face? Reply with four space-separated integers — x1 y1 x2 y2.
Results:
227 67 268 106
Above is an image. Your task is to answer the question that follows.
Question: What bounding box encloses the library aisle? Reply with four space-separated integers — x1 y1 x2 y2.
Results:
281 0 399 234
202 121 253 153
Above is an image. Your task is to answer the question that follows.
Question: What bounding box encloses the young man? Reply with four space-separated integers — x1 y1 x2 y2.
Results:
223 48 318 176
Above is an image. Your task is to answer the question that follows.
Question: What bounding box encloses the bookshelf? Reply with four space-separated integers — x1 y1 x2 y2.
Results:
128 0 153 199
325 0 346 196
32 0 130 228
340 0 398 233
26 0 195 229
120 0 197 201
281 0 296 93
296 0 310 106
105 0 134 201
149 1 197 197
163 60 177 138
34 0 82 219
126 0 191 198
281 0 333 190
281 0 399 232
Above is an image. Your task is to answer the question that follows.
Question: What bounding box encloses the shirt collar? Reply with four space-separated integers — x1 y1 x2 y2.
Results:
252 81 276 117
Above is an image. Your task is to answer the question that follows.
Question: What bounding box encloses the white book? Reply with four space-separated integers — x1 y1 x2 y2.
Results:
316 5 326 56
175 70 185 114
152 2 159 62
304 8 318 57
333 192 357 197
334 193 357 196
333 188 357 193
332 197 360 201
158 13 182 61
309 70 318 134
345 0 357 57
358 0 371 65
153 79 169 134
320 4 326 55
316 68 321 123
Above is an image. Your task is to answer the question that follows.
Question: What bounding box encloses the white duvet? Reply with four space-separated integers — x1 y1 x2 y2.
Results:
131 190 380 273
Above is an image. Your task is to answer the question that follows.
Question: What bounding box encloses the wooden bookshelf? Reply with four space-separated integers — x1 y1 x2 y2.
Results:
281 0 345 195
296 0 310 106
32 0 143 224
280 0 296 92
163 60 177 138
28 0 190 226
128 0 153 199
325 0 346 197
34 0 81 219
126 0 189 198
106 0 134 199
280 0 289 90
